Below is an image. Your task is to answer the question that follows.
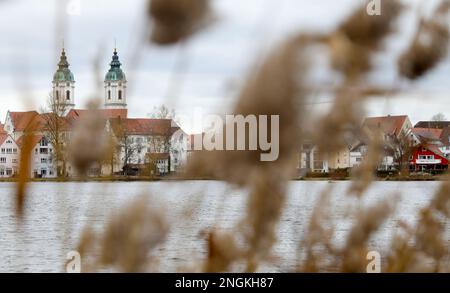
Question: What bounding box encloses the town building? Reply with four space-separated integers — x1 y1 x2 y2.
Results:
410 144 449 173
0 47 188 178
0 131 19 177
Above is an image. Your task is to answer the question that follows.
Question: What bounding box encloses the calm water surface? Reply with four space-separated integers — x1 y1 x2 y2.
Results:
0 181 441 272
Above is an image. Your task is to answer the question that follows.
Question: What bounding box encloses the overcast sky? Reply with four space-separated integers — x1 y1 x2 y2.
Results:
0 0 449 132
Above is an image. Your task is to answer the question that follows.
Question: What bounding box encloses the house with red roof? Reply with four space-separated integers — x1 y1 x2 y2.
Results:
409 144 449 173
106 117 187 175
360 115 414 171
3 111 39 140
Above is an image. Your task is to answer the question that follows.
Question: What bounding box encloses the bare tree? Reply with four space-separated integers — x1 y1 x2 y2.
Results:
112 118 141 175
431 113 447 121
391 129 414 175
41 93 69 177
149 104 176 120
147 105 179 174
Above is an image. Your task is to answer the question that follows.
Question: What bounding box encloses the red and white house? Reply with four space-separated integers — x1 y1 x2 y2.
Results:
409 144 449 172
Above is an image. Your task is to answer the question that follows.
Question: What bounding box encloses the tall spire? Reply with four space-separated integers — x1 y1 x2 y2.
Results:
57 47 70 70
105 48 125 81
104 46 127 109
52 45 75 114
54 47 74 82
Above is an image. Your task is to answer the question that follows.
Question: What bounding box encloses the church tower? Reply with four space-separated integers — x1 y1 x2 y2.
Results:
104 48 127 109
52 47 75 112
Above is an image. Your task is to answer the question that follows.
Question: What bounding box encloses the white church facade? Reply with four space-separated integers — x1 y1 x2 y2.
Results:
0 48 188 178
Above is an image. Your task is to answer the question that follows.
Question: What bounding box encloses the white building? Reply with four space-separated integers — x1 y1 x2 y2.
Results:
52 48 75 115
104 48 127 110
299 143 329 174
0 133 19 178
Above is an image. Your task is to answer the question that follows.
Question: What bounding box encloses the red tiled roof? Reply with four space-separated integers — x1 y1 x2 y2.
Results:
425 144 446 159
9 111 39 131
0 134 9 145
362 115 409 137
67 109 128 120
16 134 44 149
109 118 174 136
412 128 443 141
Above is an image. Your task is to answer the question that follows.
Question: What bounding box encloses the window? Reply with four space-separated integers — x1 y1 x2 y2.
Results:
0 157 6 163
418 155 427 160
13 148 17 154
6 148 12 154
12 159 17 164
6 140 12 144
108 90 111 100
40 138 48 147
56 91 59 101
1 148 4 154
66 90 70 101
118 90 122 100
41 158 47 164
356 157 362 162
0 169 4 176
40 148 48 154
6 168 12 176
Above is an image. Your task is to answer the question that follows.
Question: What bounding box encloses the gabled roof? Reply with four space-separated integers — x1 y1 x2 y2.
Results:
0 133 11 145
362 115 409 137
414 121 450 129
108 118 175 136
16 134 44 149
412 128 443 142
0 124 6 134
440 127 450 146
8 111 39 131
421 144 447 159
66 109 128 121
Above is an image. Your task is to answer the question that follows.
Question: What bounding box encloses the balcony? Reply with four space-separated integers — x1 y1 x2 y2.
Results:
416 159 442 164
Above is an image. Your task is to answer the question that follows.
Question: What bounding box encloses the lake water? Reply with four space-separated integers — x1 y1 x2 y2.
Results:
0 181 443 272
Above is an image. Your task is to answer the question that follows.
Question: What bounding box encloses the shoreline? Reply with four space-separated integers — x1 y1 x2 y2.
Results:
0 176 442 183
